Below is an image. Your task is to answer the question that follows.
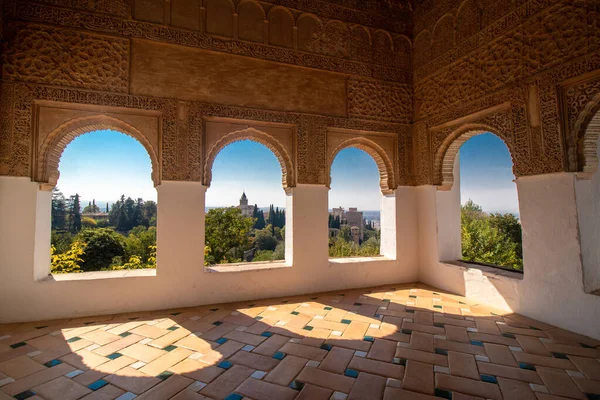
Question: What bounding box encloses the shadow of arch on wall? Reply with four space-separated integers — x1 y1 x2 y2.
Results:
327 137 396 195
570 91 600 177
35 115 161 190
202 127 296 191
434 124 517 191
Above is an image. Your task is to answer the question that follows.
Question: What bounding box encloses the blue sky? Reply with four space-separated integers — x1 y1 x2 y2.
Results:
57 130 518 214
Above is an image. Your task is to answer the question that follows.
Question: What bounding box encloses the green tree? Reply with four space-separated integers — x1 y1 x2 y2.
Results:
339 225 352 242
252 205 266 230
329 236 359 258
252 250 275 262
205 208 254 264
51 241 85 274
76 228 125 271
273 242 285 260
51 188 68 231
68 194 82 233
359 236 380 256
489 212 523 259
81 216 97 229
255 225 277 251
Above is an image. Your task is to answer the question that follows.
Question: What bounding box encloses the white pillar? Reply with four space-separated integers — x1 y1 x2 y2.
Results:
380 187 419 265
34 189 53 280
156 181 207 277
436 155 462 262
516 173 600 339
575 168 600 294
286 184 328 267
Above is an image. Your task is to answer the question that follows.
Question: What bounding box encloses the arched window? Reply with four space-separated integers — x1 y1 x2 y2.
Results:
328 148 382 258
204 140 287 266
51 130 157 274
458 132 522 271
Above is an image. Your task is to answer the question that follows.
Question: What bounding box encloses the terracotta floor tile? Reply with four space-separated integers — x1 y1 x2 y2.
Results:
468 332 519 347
296 366 355 393
543 343 600 358
383 387 439 399
169 359 224 382
200 364 254 399
341 321 369 339
484 343 518 366
477 361 543 384
95 355 137 374
235 377 298 400
32 376 92 400
0 355 45 379
348 355 405 379
325 338 372 352
264 355 307 386
139 347 192 376
572 376 600 394
60 349 110 370
1 363 75 396
295 383 333 400
136 374 193 400
252 334 290 357
93 334 144 357
435 372 502 400
79 330 122 346
434 338 486 356
79 383 125 400
320 346 355 374
445 325 470 343
402 322 445 335
347 371 385 400
130 325 170 340
148 329 190 349
414 311 434 326
516 336 553 357
171 389 212 399
119 344 166 364
434 316 476 328
228 349 279 371
403 359 434 395
569 355 600 380
536 367 586 399
395 346 448 367
513 352 576 370
410 331 435 353
174 335 217 353
279 343 328 361
104 366 162 394
453 393 485 400
448 351 480 380
72 369 108 386
475 319 501 335
223 330 267 346
496 377 537 400
499 326 548 339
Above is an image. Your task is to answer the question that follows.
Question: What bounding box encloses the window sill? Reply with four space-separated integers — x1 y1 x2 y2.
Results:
443 260 524 281
43 269 157 282
329 256 392 264
205 261 290 273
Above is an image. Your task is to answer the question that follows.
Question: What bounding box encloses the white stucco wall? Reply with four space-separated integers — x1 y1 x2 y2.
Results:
575 167 600 294
0 178 419 323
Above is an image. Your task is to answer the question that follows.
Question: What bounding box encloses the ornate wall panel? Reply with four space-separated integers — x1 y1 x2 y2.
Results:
2 24 129 93
347 78 412 124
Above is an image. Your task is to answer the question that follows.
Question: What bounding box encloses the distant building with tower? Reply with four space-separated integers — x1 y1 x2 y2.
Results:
239 192 254 217
329 206 365 244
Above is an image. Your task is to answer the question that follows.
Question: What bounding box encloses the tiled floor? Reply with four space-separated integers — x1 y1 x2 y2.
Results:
1 284 599 400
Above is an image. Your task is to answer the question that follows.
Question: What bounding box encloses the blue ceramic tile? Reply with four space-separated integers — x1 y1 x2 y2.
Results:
341 319 352 324
529 326 541 331
393 358 406 366
83 321 95 325
224 394 243 400
401 329 412 335
580 343 595 349
354 303 362 306
344 369 359 378
210 308 219 312
363 336 375 342
290 311 299 315
167 326 179 331
216 338 228 345
459 301 466 305
320 344 332 351
14 390 36 399
261 332 273 337
383 299 391 302
519 362 536 371
433 305 443 309
434 348 448 356
585 394 600 400
255 316 263 320
218 361 233 369
502 333 516 339
480 374 498 384
163 345 177 352
171 312 181 316
375 314 382 319
106 353 122 360
88 379 109 391
433 292 439 295
470 340 484 347
128 317 138 320
552 352 569 359
324 307 333 311
247 304 255 307
406 309 415 313
311 297 318 300
434 388 452 399
35 326 48 329
289 381 305 391
281 300 289 303
213 321 223 326
119 332 132 338
157 371 174 380
409 295 417 299
44 359 63 367
434 323 445 328
10 342 26 349
273 352 286 360
303 326 314 331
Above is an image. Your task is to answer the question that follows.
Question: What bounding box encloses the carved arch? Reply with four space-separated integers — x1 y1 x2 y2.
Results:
203 127 295 190
394 34 412 70
237 0 266 43
328 138 396 195
36 115 160 190
434 124 517 191
414 30 432 67
455 0 481 44
432 13 455 59
572 92 600 176
296 13 323 52
237 0 265 18
205 0 235 37
267 5 295 48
